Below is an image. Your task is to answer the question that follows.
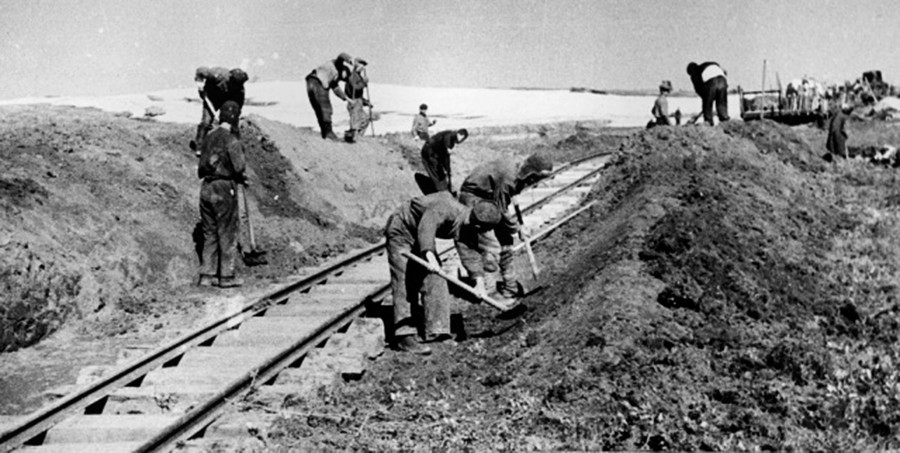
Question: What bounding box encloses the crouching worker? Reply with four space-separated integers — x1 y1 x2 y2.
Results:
457 152 554 302
197 101 247 288
385 192 501 354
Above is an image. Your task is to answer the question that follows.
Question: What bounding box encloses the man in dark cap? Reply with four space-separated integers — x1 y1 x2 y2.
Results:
649 80 674 128
411 103 437 141
456 152 554 301
191 67 249 152
418 129 469 194
343 57 371 143
306 52 354 140
385 191 501 354
686 61 730 126
197 101 247 288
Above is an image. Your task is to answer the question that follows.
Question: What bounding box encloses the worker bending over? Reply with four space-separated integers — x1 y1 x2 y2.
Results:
686 61 729 126
418 129 468 194
306 52 354 141
343 57 371 143
191 67 249 151
457 152 553 302
385 192 501 354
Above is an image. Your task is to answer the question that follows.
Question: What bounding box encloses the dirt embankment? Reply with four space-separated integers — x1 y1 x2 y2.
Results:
260 120 900 451
0 106 422 354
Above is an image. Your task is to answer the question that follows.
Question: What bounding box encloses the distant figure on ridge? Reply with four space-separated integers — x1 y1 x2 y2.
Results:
343 57 371 143
648 80 674 128
456 152 554 303
191 67 249 152
384 191 501 354
306 52 354 141
411 103 437 141
686 61 730 126
826 104 852 159
416 129 469 195
197 101 247 289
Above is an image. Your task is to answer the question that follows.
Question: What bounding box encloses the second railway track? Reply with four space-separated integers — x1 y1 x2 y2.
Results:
1 152 612 453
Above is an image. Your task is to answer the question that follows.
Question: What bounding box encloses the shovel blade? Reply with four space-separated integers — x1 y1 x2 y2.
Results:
242 250 268 267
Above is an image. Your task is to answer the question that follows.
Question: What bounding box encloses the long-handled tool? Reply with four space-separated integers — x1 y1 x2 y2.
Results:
402 251 511 312
513 198 540 280
238 185 268 266
365 85 375 136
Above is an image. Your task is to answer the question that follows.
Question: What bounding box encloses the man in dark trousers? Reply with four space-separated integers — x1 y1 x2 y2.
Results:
197 101 247 289
306 52 353 141
385 191 501 354
826 104 852 159
686 61 730 126
343 57 371 143
411 103 436 141
417 129 469 194
457 152 553 301
191 67 249 151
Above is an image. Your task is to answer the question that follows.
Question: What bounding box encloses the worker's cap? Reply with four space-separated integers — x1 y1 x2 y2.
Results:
354 57 368 66
220 100 241 125
195 66 212 79
229 68 249 84
337 52 353 62
659 80 672 92
419 103 428 111
517 151 554 181
686 62 698 75
469 200 502 229
456 128 469 143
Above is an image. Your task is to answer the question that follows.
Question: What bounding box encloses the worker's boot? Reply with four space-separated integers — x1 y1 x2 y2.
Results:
216 276 244 288
394 335 431 355
323 123 340 141
197 274 216 287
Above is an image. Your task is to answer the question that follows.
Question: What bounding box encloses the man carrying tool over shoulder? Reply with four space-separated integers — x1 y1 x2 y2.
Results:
456 152 554 303
686 61 729 126
385 191 501 355
343 57 371 143
197 101 247 289
306 52 354 141
191 67 249 152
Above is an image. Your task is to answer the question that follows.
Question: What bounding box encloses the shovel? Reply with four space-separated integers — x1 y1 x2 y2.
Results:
402 252 512 312
238 185 268 266
512 198 541 292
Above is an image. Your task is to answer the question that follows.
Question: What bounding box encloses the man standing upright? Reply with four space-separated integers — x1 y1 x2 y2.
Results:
197 101 247 288
418 129 468 194
411 103 436 141
686 61 730 126
343 57 371 143
306 52 353 141
191 67 249 151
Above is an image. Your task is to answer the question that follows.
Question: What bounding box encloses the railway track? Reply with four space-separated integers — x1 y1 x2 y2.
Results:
1 152 612 453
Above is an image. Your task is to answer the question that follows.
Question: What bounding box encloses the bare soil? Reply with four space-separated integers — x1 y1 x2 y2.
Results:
252 119 900 452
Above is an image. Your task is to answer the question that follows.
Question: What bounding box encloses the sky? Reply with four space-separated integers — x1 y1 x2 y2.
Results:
1 0 898 100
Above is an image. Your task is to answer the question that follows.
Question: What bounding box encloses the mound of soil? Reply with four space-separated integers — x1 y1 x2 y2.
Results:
259 120 900 451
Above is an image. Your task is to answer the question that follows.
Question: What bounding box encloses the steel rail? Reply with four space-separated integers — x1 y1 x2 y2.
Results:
0 243 385 452
0 153 612 453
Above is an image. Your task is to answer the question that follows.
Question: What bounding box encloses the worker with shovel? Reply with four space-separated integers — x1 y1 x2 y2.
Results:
686 61 729 126
416 129 468 195
457 152 554 303
306 52 353 141
385 191 501 355
191 67 249 152
197 101 247 289
343 57 371 143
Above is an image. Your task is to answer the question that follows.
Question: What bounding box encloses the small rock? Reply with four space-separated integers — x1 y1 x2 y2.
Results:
144 105 166 117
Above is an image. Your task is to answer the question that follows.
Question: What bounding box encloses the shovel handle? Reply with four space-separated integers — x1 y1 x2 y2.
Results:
201 95 218 121
513 199 540 279
401 251 511 312
239 185 257 248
